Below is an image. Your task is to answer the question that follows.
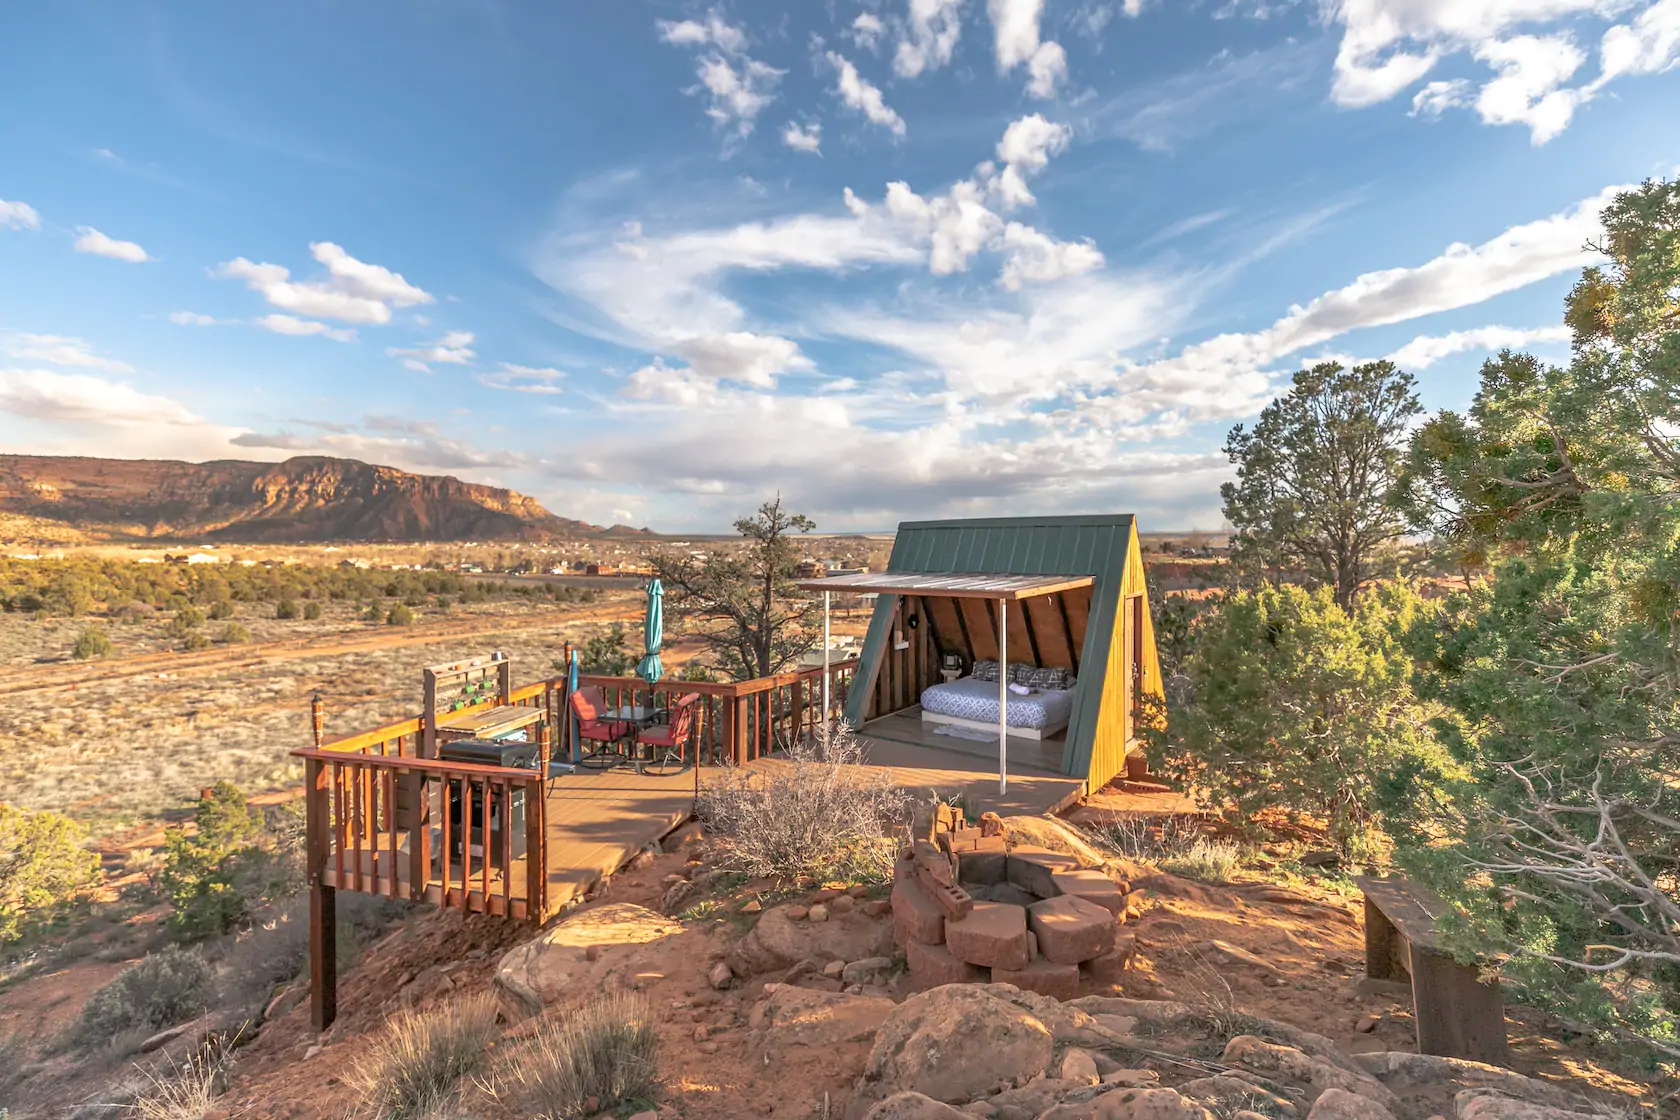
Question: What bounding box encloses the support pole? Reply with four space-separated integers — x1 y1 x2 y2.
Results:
998 598 1008 796
310 693 324 748
822 590 832 750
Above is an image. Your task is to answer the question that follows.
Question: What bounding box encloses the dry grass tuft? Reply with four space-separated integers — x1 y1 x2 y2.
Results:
495 993 659 1120
128 1045 235 1120
352 995 501 1120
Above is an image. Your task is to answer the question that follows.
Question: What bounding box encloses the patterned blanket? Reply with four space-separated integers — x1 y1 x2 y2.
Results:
919 676 1075 730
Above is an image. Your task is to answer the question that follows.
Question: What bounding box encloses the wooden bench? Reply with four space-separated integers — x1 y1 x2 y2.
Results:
1355 876 1509 1064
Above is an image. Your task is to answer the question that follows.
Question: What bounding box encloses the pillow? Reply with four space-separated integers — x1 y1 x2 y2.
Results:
971 660 1000 682
1027 666 1073 690
1010 662 1035 685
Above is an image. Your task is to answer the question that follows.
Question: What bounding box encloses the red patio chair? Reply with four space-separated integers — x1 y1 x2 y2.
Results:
571 686 631 769
635 692 699 776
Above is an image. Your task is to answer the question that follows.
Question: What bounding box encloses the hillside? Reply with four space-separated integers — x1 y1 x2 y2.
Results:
0 454 624 543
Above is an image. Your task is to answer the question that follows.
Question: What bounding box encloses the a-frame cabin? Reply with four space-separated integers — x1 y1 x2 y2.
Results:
822 514 1161 794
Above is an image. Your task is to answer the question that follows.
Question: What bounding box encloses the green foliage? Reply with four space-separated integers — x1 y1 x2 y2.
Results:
386 603 414 626
207 600 235 620
1150 581 1455 857
0 803 100 943
77 946 214 1041
215 622 250 644
579 621 635 676
1222 360 1421 606
302 600 322 620
160 782 265 940
71 626 113 659
1395 179 1680 1059
650 495 818 680
274 598 300 620
168 605 204 635
676 659 715 683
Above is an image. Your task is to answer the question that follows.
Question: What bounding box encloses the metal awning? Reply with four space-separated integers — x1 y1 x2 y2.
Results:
795 570 1093 600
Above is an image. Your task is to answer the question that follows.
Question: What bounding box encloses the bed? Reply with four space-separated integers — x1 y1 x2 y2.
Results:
918 675 1076 740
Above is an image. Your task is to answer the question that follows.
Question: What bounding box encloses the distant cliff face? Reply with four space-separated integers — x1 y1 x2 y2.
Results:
0 454 613 542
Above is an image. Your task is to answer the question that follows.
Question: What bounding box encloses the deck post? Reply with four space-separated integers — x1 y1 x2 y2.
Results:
310 693 324 748
822 590 831 749
526 774 545 920
998 597 1008 796
305 756 338 1030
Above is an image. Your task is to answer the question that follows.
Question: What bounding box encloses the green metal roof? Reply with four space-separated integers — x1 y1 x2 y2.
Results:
844 513 1136 779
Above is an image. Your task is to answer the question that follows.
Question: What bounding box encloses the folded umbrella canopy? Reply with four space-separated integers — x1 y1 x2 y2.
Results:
635 578 663 687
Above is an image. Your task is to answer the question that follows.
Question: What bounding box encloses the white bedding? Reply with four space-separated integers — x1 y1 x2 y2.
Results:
919 676 1076 730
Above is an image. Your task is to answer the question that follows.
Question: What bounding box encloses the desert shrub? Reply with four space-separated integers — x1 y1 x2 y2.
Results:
697 723 909 882
274 599 300 620
354 996 501 1120
215 622 249 645
385 604 414 626
0 803 101 943
72 627 113 659
168 605 204 634
78 946 214 1040
1148 581 1456 858
207 600 234 620
302 600 322 620
496 993 657 1120
160 783 266 940
182 632 213 651
216 899 309 1011
434 596 450 611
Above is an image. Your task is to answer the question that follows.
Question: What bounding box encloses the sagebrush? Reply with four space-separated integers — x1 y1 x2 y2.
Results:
0 802 100 943
495 993 658 1119
78 946 214 1042
697 723 908 882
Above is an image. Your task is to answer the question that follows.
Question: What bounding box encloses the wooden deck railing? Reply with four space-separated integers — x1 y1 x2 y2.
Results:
292 654 858 1028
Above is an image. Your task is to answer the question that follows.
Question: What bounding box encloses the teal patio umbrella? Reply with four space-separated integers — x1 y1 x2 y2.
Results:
635 578 664 690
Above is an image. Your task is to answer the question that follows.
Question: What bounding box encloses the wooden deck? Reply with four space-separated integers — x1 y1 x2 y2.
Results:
542 765 696 908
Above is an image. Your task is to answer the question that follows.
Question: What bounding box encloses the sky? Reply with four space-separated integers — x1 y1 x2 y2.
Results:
1 1 1678 533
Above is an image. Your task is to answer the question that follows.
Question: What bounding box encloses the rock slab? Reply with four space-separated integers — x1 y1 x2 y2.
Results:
1028 894 1118 964
945 902 1031 970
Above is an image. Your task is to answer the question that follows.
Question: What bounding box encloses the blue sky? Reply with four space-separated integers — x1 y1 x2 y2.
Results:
1 1 1677 532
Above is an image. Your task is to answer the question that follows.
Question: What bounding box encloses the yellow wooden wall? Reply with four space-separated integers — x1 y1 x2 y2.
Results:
1083 522 1164 792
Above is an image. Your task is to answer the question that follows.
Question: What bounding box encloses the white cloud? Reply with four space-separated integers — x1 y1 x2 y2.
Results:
992 113 1071 208
1473 34 1590 143
72 227 150 262
696 56 785 139
1323 0 1680 141
851 11 887 51
387 329 475 371
827 52 908 136
1600 0 1680 79
1386 323 1572 368
657 9 749 52
1128 183 1624 390
671 331 814 387
1410 78 1473 116
256 314 357 342
216 242 433 325
0 368 203 427
894 0 966 78
477 363 566 395
659 9 782 142
3 333 133 373
783 120 823 153
884 179 1002 274
997 222 1104 290
987 0 1069 97
169 311 219 326
0 199 40 231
